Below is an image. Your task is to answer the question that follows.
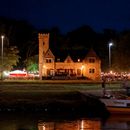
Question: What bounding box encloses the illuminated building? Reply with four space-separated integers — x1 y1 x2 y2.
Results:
39 33 101 80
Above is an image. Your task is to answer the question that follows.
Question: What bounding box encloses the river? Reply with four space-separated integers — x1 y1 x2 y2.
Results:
0 112 129 130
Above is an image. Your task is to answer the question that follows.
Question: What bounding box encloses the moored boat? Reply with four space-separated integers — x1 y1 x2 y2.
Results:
100 98 130 114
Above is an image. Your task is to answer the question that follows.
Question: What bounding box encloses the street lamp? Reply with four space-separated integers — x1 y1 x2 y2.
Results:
1 35 4 80
109 42 113 70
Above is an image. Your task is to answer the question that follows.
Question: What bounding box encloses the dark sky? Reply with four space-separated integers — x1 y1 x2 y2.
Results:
1 0 130 33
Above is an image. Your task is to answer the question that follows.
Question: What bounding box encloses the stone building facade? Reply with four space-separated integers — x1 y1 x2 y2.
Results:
38 33 101 80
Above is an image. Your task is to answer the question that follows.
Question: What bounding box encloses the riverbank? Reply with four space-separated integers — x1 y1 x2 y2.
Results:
0 80 124 118
0 80 125 102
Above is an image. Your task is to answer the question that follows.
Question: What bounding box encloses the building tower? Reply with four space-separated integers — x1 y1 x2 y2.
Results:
38 33 50 80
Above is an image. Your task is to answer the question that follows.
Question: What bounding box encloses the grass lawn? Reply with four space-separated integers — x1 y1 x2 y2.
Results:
0 79 123 92
0 79 125 101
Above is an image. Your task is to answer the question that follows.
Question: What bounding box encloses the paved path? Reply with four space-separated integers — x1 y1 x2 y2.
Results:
80 89 126 97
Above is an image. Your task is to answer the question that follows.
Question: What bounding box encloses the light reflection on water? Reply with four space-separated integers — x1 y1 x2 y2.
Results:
0 113 130 130
38 119 101 130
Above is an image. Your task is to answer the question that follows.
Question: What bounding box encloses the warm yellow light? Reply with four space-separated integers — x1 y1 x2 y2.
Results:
81 65 84 70
43 65 46 68
42 125 45 130
110 70 113 74
80 120 84 130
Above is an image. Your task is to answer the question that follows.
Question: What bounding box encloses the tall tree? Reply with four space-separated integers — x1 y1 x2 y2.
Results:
112 31 130 71
0 45 20 71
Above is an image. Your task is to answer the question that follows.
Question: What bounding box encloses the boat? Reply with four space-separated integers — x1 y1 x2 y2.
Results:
98 83 130 114
100 98 130 114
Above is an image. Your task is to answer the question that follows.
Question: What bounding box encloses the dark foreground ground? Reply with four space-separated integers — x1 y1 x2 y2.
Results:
0 80 114 119
0 91 109 119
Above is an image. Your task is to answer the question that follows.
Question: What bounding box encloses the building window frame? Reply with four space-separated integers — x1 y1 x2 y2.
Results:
46 58 53 63
88 57 96 63
89 68 95 74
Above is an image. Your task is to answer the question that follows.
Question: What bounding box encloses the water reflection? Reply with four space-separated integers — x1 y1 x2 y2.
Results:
103 115 130 130
38 119 101 130
0 113 38 130
0 112 101 130
1 112 130 130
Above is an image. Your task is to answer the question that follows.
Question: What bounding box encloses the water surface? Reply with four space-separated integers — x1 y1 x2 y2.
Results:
0 112 129 130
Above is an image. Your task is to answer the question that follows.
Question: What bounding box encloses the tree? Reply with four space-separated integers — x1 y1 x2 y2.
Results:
112 31 130 72
24 55 38 73
0 16 38 67
0 46 20 71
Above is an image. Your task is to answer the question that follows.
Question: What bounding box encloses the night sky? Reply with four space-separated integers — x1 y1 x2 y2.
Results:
1 0 130 33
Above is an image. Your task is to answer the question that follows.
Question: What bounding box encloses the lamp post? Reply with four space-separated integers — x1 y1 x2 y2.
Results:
1 35 4 80
109 42 113 70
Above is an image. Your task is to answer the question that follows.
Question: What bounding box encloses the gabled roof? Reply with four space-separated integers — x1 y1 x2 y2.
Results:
82 48 100 62
84 48 100 59
64 55 74 63
52 49 86 62
86 48 98 57
50 48 100 62
44 49 55 59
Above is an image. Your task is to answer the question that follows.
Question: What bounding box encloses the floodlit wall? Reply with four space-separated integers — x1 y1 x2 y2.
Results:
38 33 101 80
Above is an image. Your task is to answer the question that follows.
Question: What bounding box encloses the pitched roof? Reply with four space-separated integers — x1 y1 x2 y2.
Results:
83 48 100 61
50 47 100 62
52 49 87 62
86 48 98 57
44 49 55 58
64 55 74 63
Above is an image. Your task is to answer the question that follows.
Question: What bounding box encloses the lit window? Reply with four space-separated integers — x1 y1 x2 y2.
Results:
89 68 95 73
49 59 51 63
46 59 48 63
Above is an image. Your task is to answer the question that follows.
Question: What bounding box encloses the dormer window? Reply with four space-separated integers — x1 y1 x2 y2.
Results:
89 58 95 63
46 59 52 63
